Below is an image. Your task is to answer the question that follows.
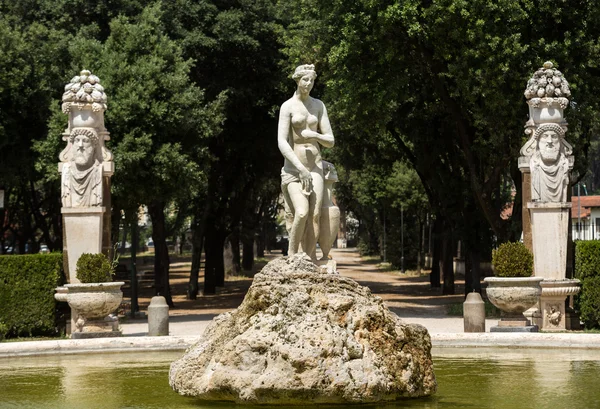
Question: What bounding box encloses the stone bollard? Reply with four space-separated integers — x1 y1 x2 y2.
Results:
148 296 169 336
463 292 485 332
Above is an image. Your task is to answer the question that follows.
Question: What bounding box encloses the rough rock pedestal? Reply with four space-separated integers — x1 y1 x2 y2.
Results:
170 254 436 404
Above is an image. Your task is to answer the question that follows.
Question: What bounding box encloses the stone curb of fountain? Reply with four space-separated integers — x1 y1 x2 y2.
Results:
0 335 201 358
2 333 600 358
432 332 600 349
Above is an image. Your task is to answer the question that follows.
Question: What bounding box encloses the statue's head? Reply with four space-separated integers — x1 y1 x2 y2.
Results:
292 64 317 93
70 128 99 169
534 124 565 165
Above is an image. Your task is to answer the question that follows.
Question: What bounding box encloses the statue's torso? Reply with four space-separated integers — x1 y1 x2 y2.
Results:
284 98 323 173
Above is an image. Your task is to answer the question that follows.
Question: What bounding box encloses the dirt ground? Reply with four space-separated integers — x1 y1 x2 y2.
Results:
125 248 465 318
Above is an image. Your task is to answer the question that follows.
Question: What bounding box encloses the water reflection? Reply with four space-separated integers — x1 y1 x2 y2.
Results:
0 349 599 408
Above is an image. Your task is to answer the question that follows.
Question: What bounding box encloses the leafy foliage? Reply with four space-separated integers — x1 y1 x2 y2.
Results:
574 240 600 280
575 240 600 329
0 254 63 337
491 242 533 277
335 160 430 267
76 253 115 283
579 276 600 330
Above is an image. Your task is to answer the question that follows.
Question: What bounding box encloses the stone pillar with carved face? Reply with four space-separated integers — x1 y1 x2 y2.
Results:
530 123 571 203
59 70 114 284
518 62 580 331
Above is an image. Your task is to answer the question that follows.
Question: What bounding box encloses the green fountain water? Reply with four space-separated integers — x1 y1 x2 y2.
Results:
1 348 599 409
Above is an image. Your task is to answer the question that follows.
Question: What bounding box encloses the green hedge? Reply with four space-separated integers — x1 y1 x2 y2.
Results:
0 254 64 338
575 241 600 329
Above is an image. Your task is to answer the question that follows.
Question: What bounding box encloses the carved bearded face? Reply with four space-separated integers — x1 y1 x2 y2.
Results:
538 130 561 164
73 134 95 168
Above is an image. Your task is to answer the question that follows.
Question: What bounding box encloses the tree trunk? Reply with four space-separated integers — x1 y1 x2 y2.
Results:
430 218 441 288
465 249 482 295
418 219 424 274
256 231 265 257
242 237 254 271
187 215 204 300
216 232 226 287
229 231 242 274
179 232 185 255
441 226 455 295
110 205 122 255
120 222 128 255
148 201 173 306
203 223 227 294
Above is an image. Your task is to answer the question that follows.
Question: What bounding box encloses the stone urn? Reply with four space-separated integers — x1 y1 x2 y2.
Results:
484 277 543 331
58 282 124 338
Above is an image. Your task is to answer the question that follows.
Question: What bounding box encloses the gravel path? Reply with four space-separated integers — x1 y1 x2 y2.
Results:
122 248 494 335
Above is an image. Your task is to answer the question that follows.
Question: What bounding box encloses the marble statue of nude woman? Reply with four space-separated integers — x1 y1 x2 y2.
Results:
278 64 334 261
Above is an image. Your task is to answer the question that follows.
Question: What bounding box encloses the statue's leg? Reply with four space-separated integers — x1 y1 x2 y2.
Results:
281 184 294 236
303 172 324 262
286 182 309 256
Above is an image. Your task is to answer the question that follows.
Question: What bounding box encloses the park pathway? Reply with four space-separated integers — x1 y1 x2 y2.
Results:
123 247 474 336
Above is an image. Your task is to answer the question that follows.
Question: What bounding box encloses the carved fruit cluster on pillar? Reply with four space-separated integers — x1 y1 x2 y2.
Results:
59 69 113 208
519 62 573 203
524 62 571 100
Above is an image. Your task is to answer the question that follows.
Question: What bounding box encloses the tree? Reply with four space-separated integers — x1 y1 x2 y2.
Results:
162 0 287 295
0 17 72 253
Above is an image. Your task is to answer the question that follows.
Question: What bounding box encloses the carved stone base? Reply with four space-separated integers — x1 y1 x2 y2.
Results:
491 325 539 333
539 279 580 331
72 330 121 339
497 316 531 327
72 315 121 338
523 306 543 328
490 315 539 332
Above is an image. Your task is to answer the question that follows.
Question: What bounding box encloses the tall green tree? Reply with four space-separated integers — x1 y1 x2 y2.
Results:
0 17 72 253
162 0 287 295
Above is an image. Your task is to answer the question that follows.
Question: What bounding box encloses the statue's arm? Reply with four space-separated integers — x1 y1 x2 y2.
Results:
300 100 334 148
278 103 310 180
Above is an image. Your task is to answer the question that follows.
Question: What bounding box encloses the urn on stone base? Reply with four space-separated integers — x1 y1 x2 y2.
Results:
56 282 124 339
484 277 543 332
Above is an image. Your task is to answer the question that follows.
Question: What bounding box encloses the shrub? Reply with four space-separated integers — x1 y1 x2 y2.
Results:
574 240 600 280
0 322 7 341
76 253 115 283
579 276 600 329
491 242 533 277
575 241 600 329
0 254 64 337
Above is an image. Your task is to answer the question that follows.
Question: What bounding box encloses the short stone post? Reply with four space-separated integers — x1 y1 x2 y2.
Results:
148 296 169 336
463 292 485 332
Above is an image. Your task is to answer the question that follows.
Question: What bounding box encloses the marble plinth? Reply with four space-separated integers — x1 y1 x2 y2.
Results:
528 202 570 280
62 206 105 283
